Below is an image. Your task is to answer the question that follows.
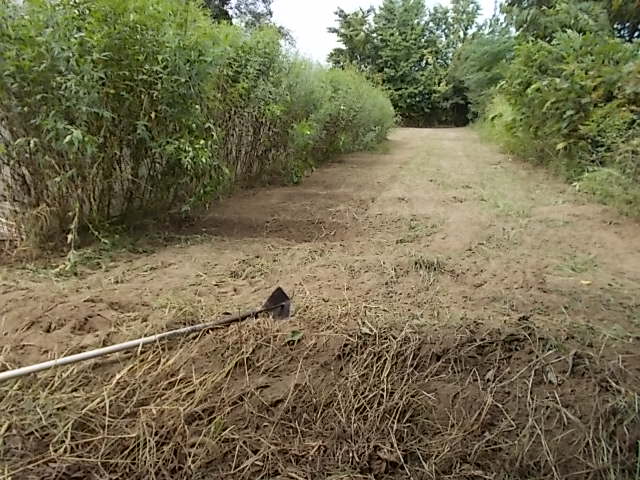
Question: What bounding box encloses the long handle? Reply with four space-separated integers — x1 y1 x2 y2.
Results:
0 304 281 383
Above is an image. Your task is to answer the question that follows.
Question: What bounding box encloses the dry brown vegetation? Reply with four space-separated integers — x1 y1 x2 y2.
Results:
2 315 639 479
1 129 639 479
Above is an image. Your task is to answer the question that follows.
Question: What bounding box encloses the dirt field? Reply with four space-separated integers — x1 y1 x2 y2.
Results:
1 128 639 479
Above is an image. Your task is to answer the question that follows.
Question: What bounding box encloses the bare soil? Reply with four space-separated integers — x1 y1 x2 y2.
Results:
1 128 639 479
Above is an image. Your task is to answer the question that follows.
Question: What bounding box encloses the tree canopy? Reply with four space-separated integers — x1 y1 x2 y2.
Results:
503 0 640 40
328 0 482 126
203 0 273 26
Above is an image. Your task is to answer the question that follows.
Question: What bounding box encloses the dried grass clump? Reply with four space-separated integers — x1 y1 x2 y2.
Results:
1 319 638 479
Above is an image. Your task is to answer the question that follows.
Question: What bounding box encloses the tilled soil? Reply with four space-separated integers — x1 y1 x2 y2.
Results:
1 128 639 479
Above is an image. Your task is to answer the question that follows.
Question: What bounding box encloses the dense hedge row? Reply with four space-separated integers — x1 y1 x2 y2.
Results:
0 0 394 246
501 32 640 211
451 0 640 215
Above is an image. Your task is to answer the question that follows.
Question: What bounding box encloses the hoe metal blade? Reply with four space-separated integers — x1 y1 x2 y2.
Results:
263 287 291 320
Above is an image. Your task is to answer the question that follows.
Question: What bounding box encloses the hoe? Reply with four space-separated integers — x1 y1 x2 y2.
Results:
0 287 291 383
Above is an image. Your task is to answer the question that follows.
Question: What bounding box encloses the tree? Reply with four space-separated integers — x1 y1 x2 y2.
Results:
327 0 481 125
203 0 273 26
502 0 636 40
232 0 273 27
423 0 481 124
425 0 481 65
425 5 455 67
449 22 515 117
327 8 375 70
370 0 435 122
450 0 482 45
203 0 232 22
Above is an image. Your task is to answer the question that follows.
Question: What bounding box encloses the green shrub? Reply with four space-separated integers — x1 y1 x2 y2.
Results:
0 0 394 247
460 1 640 216
502 32 639 175
480 29 640 214
477 94 520 150
0 0 226 243
283 66 395 182
327 0 483 127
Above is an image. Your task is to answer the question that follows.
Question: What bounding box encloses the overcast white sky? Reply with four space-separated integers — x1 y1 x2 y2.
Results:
273 0 496 63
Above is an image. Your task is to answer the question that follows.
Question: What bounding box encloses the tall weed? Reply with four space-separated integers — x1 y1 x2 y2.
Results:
0 0 226 244
0 0 394 248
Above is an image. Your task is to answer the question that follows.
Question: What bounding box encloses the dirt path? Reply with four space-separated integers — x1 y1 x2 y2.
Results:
3 128 638 364
1 128 639 479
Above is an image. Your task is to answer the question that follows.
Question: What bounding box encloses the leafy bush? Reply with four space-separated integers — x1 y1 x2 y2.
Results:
503 0 610 41
0 0 394 247
0 0 229 243
461 0 640 215
579 167 640 217
501 32 639 177
477 94 519 148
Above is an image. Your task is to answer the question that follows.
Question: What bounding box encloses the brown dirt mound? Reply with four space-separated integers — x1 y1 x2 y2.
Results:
2 318 638 479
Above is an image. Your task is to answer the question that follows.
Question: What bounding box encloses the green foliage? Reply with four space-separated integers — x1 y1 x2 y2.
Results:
327 8 375 70
203 0 233 22
328 0 481 126
435 0 483 58
449 24 516 117
504 0 640 41
579 168 640 216
203 0 273 26
500 32 639 176
0 0 394 247
372 0 435 124
477 94 519 148
279 63 395 183
607 0 640 41
458 0 640 216
503 0 611 40
1 0 224 242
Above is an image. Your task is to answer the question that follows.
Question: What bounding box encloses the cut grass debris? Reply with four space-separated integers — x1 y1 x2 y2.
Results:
412 255 446 274
396 216 441 244
485 197 532 218
1 319 638 479
558 254 599 275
